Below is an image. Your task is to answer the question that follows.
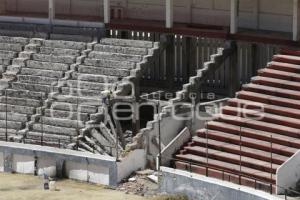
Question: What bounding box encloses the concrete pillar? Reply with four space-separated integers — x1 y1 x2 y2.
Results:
293 0 300 41
230 0 238 34
228 41 239 97
166 0 174 28
3 151 13 173
104 0 111 24
48 0 55 24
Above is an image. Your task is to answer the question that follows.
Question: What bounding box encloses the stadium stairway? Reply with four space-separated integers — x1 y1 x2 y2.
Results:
174 48 300 193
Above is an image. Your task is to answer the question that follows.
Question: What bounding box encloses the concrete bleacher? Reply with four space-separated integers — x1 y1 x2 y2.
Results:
37 38 156 153
0 39 85 142
174 48 300 193
0 36 29 78
0 35 158 155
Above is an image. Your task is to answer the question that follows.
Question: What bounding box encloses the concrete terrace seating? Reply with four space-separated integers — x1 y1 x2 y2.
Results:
174 48 300 193
0 36 29 78
45 38 155 152
0 39 86 142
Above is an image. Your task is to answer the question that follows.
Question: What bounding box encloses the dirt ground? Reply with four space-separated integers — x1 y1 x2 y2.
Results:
0 173 148 200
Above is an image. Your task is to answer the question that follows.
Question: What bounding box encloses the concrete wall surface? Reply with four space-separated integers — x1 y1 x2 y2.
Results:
0 152 3 172
1 0 296 33
160 167 282 200
0 141 118 186
277 149 300 194
160 127 190 166
117 149 147 182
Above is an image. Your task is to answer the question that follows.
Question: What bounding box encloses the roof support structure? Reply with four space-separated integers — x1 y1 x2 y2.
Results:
166 0 174 28
104 0 111 24
293 0 300 41
230 0 238 34
48 0 55 24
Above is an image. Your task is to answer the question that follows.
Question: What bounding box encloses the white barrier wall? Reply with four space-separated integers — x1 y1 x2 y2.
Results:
0 142 118 186
0 152 3 172
276 149 300 194
117 149 147 182
37 156 56 177
65 161 110 185
12 154 35 174
160 127 191 166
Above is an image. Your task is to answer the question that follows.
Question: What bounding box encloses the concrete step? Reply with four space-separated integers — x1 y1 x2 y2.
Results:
0 58 11 65
280 48 300 57
175 154 276 184
0 50 17 58
174 161 275 191
61 87 103 97
236 91 300 110
66 80 113 91
258 68 300 82
195 130 296 157
84 58 135 69
39 47 80 56
42 40 86 50
88 51 142 62
23 138 66 148
273 54 300 65
100 38 153 48
221 106 300 129
32 123 78 136
0 119 24 130
0 112 28 122
0 43 23 52
32 54 75 65
94 44 147 55
242 83 300 100
182 145 279 173
0 128 17 136
0 36 29 45
228 98 300 120
71 72 118 83
78 65 130 77
1 89 45 100
39 116 85 129
251 76 300 91
44 109 89 121
50 102 97 114
18 75 58 86
20 68 64 79
52 95 102 106
26 60 69 71
12 82 58 93
0 103 35 115
215 114 300 140
268 61 300 73
0 96 41 107
26 131 71 143
187 135 287 165
204 121 300 151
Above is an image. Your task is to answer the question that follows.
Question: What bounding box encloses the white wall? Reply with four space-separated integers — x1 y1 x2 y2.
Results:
277 149 300 194
160 127 191 166
12 154 35 174
37 157 56 177
117 149 147 182
0 152 3 172
65 161 110 185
